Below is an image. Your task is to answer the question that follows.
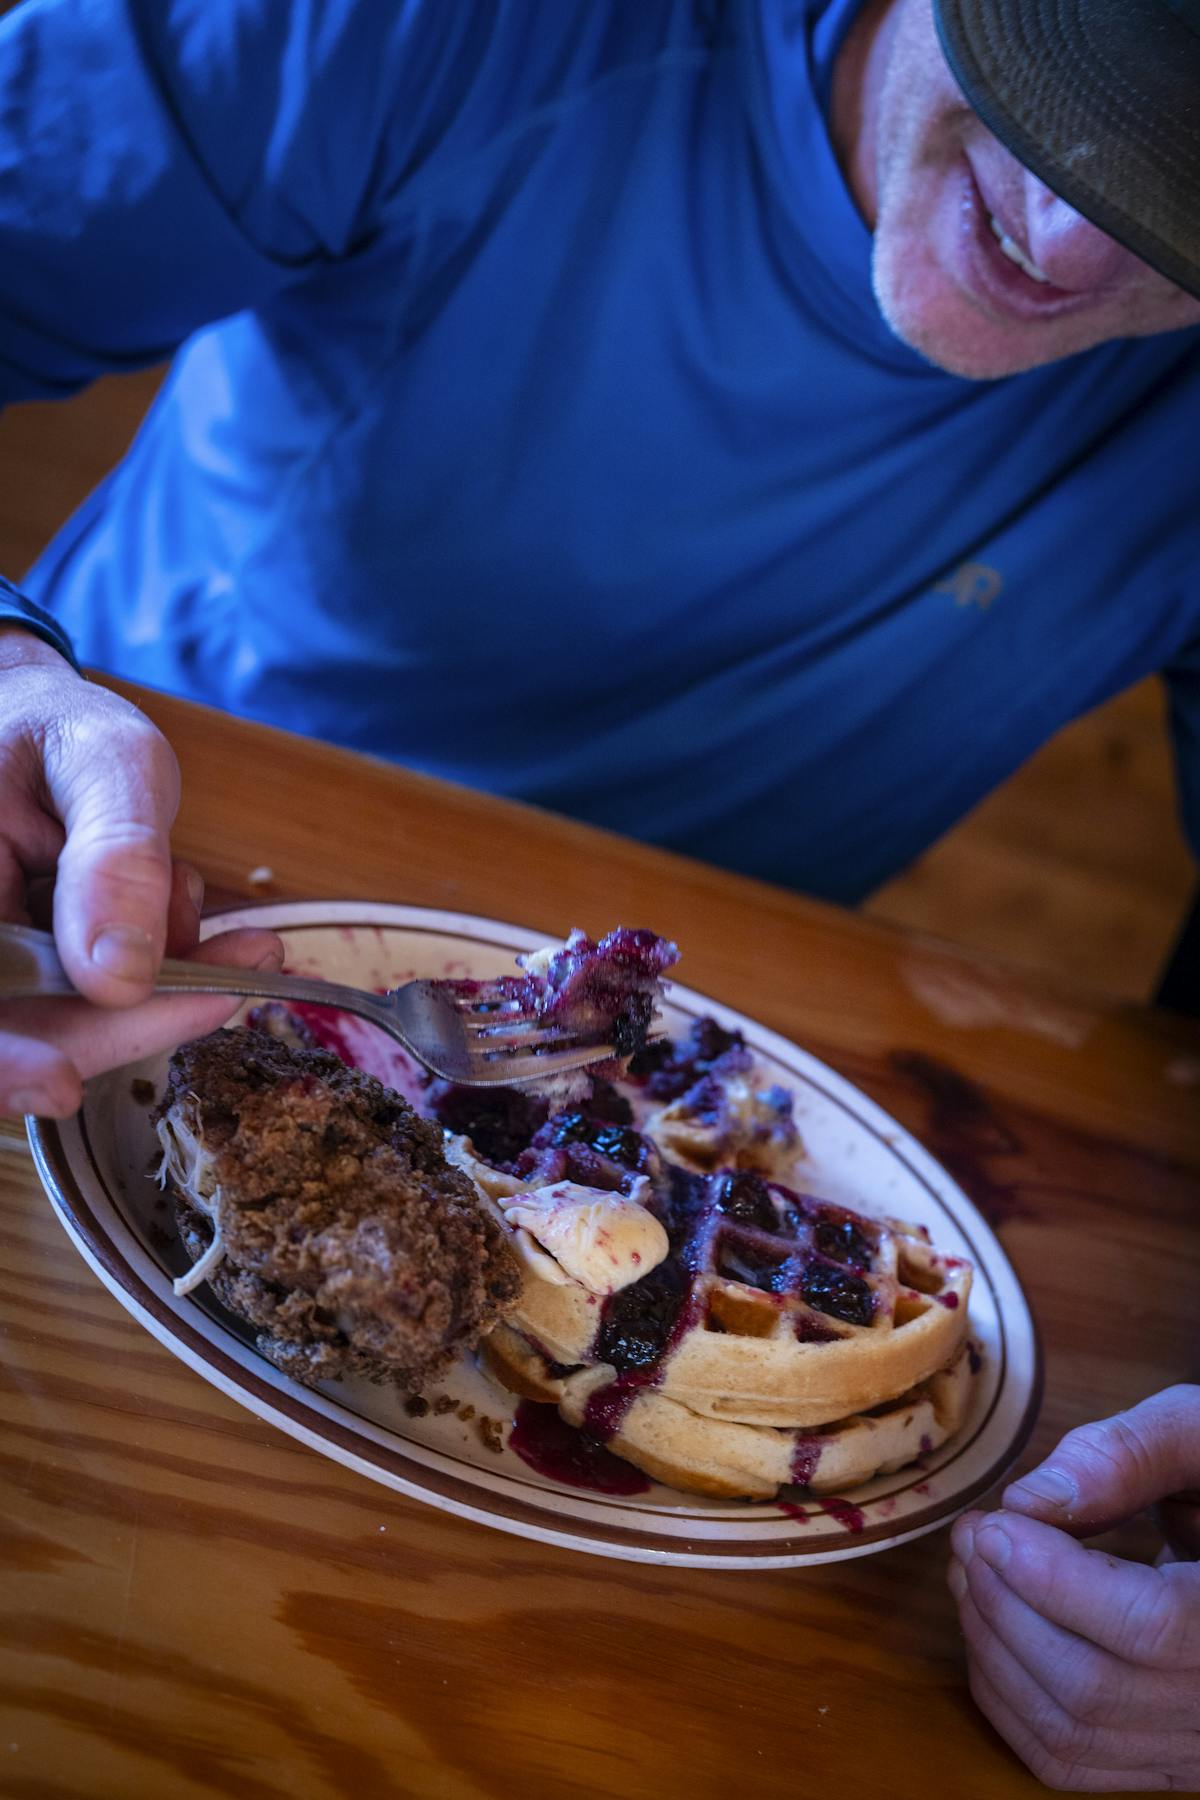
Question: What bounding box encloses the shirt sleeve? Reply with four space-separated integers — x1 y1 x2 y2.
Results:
0 0 480 402
1166 636 1200 867
0 573 79 667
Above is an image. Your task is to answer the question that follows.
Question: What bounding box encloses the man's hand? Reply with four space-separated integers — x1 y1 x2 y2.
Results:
949 1386 1200 1792
1 628 281 1115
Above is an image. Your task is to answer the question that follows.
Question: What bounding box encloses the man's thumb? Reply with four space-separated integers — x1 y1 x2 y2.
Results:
1003 1385 1200 1535
48 702 180 1006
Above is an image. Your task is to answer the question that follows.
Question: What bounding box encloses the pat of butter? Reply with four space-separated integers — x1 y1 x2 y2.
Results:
502 1179 668 1295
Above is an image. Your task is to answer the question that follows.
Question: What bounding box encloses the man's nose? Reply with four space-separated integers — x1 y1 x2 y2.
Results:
1023 168 1137 290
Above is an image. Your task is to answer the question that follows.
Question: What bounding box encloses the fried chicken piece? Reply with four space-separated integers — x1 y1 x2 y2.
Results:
154 1027 520 1389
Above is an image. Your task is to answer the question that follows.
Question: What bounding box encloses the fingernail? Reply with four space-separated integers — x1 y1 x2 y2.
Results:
185 869 205 913
1006 1467 1076 1512
7 1089 50 1116
947 1559 967 1602
91 924 156 984
954 1519 976 1563
976 1522 1011 1571
255 942 285 972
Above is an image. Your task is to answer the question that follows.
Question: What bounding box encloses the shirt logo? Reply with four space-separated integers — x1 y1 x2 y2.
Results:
934 561 1004 612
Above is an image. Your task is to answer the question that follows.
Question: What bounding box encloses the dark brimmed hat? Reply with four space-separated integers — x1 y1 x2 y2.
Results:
933 0 1200 298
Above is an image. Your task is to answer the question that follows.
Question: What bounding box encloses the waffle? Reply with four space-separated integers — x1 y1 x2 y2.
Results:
641 1043 802 1177
484 1324 976 1500
450 1136 971 1430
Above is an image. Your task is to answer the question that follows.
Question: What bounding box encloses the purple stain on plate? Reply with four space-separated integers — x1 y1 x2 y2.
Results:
818 1496 866 1533
778 1502 811 1526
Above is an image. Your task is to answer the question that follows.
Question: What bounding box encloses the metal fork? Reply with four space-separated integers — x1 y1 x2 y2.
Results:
0 921 641 1086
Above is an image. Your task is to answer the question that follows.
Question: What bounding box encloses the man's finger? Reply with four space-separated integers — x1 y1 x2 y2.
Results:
45 700 180 1006
0 927 283 1116
967 1510 1200 1670
0 796 64 925
955 1569 1199 1773
164 860 205 959
1004 1388 1200 1535
956 1528 1196 1732
963 1648 1170 1793
0 1030 81 1118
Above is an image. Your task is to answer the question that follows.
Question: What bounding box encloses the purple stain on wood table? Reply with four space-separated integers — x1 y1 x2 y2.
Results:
887 1051 1029 1226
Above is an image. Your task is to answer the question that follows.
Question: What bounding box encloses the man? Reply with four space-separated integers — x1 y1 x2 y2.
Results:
0 1 1196 1784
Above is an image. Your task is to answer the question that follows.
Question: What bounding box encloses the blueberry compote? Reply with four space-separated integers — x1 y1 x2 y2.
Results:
627 1016 745 1102
714 1170 780 1233
425 1080 550 1168
812 1205 878 1271
716 1233 797 1295
514 1109 656 1191
579 1168 709 1439
427 1077 632 1173
451 928 678 1059
534 927 677 1058
800 1261 876 1327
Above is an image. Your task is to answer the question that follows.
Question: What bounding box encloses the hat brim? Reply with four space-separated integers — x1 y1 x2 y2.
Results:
933 0 1200 299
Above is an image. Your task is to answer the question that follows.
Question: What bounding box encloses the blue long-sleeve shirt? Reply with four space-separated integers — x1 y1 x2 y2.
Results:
3 0 1199 902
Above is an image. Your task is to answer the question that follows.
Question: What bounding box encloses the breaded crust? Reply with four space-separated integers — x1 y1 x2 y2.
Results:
158 1028 520 1386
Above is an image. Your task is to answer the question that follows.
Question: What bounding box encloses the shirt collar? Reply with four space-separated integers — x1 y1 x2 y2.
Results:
739 0 949 375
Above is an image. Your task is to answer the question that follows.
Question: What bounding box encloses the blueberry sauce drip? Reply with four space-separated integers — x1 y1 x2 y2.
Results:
792 1314 842 1344
818 1495 866 1533
593 1259 690 1372
581 1168 710 1439
509 1401 651 1495
789 1436 823 1486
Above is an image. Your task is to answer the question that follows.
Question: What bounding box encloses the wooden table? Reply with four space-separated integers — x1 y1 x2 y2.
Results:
3 681 1198 1799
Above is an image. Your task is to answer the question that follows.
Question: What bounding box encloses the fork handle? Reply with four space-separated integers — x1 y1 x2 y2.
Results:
0 920 385 1023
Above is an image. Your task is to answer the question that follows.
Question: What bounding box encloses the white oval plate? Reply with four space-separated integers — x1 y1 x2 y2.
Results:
30 902 1040 1568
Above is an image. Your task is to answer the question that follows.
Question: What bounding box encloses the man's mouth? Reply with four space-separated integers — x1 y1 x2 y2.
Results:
951 162 1094 321
986 211 1051 285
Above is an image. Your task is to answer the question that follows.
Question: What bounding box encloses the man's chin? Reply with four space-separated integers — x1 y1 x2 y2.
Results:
870 257 1103 381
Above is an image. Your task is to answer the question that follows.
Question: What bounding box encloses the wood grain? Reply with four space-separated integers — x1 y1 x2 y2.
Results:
2 687 1198 1798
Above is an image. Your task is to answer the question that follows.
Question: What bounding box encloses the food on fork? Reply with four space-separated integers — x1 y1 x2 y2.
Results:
153 1027 520 1388
445 926 679 1061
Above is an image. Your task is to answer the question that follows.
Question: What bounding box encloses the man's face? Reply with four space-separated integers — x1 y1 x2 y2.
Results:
841 0 1200 378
